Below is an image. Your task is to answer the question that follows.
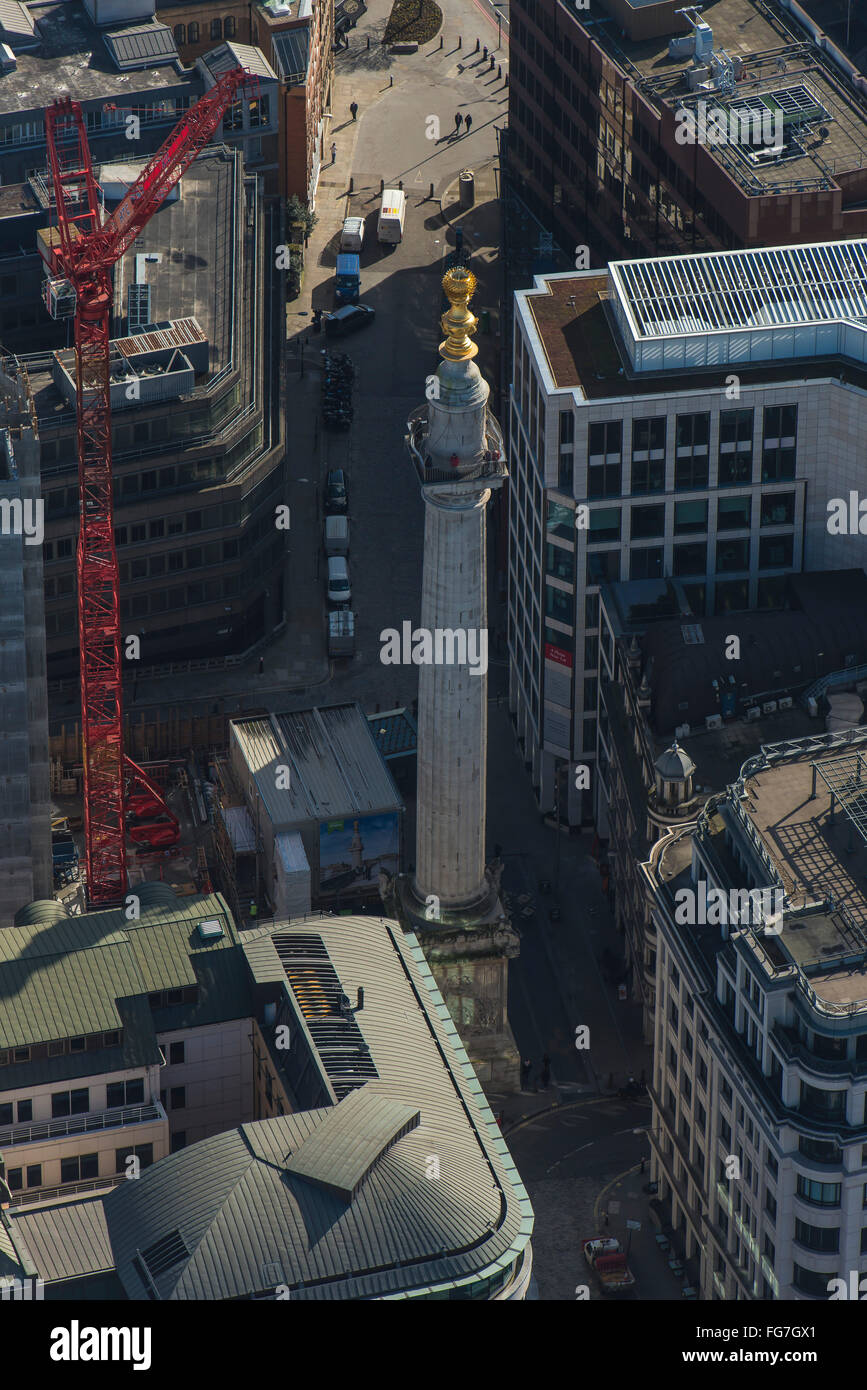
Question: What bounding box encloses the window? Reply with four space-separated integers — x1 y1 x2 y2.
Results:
116 1144 154 1174
586 550 620 584
632 416 666 458
798 1136 842 1164
765 1189 777 1220
17 1099 32 1122
675 456 708 490
630 546 664 580
6 1169 22 1191
697 1056 708 1089
0 1103 11 1125
759 534 793 569
715 579 749 614
670 498 706 534
210 18 222 39
799 1081 845 1122
559 410 575 446
545 544 574 583
61 1153 98 1183
545 585 573 623
676 413 709 452
673 541 706 577
793 1264 834 1297
26 1164 41 1188
720 1116 731 1145
762 404 797 482
716 537 749 573
170 1086 186 1110
224 15 236 38
796 1175 841 1207
717 496 751 530
169 1041 185 1065
631 457 665 493
188 20 200 41
588 421 622 497
766 1151 778 1178
546 501 573 541
718 408 753 485
589 507 621 543
559 453 574 492
761 491 795 527
794 1219 839 1253
173 23 186 43
107 1079 145 1109
631 504 665 540
52 1088 89 1118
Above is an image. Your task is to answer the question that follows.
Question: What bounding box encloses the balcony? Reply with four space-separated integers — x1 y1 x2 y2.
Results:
772 1022 867 1080
405 407 508 487
0 1102 163 1148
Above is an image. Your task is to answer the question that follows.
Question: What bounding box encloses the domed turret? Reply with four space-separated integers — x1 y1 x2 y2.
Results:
654 739 696 806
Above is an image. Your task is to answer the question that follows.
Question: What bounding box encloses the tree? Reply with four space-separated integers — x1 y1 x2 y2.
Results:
286 193 317 240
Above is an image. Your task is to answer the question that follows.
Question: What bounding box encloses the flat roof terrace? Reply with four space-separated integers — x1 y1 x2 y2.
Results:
520 268 867 398
591 0 867 192
743 753 867 930
0 1 189 115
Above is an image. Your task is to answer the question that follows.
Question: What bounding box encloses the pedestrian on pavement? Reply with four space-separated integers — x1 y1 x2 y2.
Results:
520 1057 531 1090
258 656 264 675
603 1212 609 1227
541 1053 551 1089
331 140 337 163
350 100 358 120
464 113 473 134
454 111 463 135
640 1158 646 1174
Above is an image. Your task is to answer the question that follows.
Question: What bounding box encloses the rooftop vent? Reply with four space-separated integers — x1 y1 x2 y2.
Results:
197 918 224 942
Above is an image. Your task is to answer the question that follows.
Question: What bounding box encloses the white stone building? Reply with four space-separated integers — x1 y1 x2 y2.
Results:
509 239 867 824
643 725 867 1300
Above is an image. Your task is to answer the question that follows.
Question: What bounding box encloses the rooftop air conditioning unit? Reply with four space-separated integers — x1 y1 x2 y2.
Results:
762 701 778 715
778 696 793 710
746 705 761 721
675 723 690 739
705 714 722 730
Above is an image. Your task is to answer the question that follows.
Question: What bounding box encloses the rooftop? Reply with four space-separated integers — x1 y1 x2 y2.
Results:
230 704 403 829
27 147 237 422
589 0 867 194
520 252 867 399
0 891 250 1087
0 1 190 114
101 914 533 1300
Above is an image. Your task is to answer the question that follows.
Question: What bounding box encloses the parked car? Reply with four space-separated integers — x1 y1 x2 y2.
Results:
325 469 348 514
326 555 351 606
324 514 350 555
324 304 375 337
340 216 365 252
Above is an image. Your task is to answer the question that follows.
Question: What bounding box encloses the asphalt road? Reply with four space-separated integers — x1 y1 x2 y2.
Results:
505 1097 672 1302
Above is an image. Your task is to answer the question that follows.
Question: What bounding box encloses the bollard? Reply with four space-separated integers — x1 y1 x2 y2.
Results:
483 45 488 60
349 176 354 193
489 53 495 69
429 181 434 198
475 38 479 52
367 34 370 48
398 179 403 190
439 35 443 49
458 35 461 48
498 64 502 79
504 73 509 87
389 74 393 87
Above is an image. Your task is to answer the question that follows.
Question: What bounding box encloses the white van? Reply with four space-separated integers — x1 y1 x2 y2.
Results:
324 515 349 556
327 555 351 605
340 216 365 252
377 188 406 244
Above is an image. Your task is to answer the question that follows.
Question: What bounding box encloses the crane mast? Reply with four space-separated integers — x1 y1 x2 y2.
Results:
44 69 254 906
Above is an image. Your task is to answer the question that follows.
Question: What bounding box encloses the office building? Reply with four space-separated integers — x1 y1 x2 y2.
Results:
644 723 867 1300
2 910 534 1299
595 569 867 1040
0 360 51 924
509 238 867 825
508 0 867 263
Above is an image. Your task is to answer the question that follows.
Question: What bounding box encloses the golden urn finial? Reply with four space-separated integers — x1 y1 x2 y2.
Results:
439 266 479 362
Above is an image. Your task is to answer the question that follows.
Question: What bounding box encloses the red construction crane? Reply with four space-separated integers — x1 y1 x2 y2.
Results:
43 69 254 907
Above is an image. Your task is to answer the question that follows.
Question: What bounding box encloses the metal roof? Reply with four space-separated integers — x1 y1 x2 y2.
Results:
0 893 248 1068
11 1198 114 1283
611 240 867 341
367 708 418 760
283 1089 420 1200
103 914 534 1300
271 29 309 85
0 0 35 46
202 41 277 82
230 704 403 830
104 22 178 71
